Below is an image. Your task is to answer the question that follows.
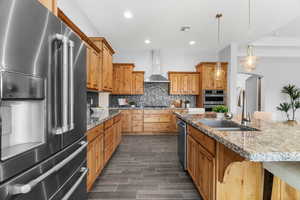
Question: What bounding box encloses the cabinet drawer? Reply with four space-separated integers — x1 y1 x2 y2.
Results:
132 109 143 114
132 114 143 121
132 121 143 132
104 119 114 129
87 124 104 142
144 110 170 115
144 114 171 123
188 125 216 156
144 123 171 132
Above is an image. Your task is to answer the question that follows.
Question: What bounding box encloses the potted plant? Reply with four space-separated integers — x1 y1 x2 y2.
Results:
128 101 136 108
212 105 229 119
277 84 300 125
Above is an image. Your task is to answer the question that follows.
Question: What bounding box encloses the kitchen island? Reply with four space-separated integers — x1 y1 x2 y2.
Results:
175 111 300 200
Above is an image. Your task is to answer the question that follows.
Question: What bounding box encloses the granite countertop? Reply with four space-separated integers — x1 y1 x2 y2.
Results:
109 106 187 110
87 109 120 130
175 111 300 162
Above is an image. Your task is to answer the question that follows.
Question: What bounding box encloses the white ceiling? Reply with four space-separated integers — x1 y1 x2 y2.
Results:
275 16 300 37
76 0 300 52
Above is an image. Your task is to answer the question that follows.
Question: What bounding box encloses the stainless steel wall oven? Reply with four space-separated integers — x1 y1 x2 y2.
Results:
203 90 226 111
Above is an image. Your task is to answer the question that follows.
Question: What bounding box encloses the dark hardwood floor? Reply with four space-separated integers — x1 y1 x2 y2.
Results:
88 135 202 200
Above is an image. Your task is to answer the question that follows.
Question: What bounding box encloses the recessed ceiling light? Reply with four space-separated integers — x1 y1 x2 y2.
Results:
180 26 191 32
189 41 196 45
123 10 133 19
144 39 151 44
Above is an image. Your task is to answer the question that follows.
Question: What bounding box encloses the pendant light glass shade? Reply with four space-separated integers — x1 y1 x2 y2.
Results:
241 45 257 72
242 0 258 72
215 13 222 80
215 61 222 80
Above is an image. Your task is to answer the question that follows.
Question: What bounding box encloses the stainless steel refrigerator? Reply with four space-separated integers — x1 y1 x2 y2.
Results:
245 75 262 115
0 0 87 199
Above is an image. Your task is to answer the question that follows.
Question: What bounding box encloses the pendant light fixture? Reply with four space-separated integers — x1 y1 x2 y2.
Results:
215 13 223 80
241 0 258 72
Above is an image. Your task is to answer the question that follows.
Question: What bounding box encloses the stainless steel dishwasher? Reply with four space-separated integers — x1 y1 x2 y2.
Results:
177 119 187 170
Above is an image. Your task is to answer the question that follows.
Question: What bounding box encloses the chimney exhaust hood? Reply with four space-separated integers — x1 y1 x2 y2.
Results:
145 50 170 83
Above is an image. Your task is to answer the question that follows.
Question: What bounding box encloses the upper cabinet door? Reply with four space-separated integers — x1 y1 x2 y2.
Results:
196 62 228 91
190 74 200 95
169 73 200 95
169 73 180 94
108 52 113 90
112 66 122 94
102 45 111 91
112 64 134 95
123 66 133 94
89 37 115 92
86 47 99 90
91 50 100 89
202 65 215 90
214 64 227 90
132 72 145 95
181 74 189 94
97 53 103 91
86 46 92 89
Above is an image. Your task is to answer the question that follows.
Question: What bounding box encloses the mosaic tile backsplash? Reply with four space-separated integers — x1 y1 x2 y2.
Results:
110 82 196 107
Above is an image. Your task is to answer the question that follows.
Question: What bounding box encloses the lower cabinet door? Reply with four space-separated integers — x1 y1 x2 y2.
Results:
87 140 96 191
97 135 104 174
122 111 132 132
187 135 197 180
197 144 215 200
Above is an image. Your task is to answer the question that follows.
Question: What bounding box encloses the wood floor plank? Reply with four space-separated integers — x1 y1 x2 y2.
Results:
88 135 202 200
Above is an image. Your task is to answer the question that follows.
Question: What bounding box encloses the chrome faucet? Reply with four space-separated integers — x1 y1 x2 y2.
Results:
240 90 251 125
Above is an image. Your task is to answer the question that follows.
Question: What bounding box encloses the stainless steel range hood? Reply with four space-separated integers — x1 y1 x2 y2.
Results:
145 50 170 83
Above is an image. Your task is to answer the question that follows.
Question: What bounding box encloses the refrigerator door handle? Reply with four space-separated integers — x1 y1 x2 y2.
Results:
54 34 69 134
61 167 88 200
9 141 88 195
68 40 74 131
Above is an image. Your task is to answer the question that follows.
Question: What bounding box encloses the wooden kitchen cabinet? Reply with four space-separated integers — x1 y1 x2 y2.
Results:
90 37 115 92
103 45 113 91
132 110 143 133
121 110 144 133
168 72 200 95
190 74 200 94
38 0 57 15
197 143 215 200
112 64 144 95
112 64 134 94
87 113 122 191
132 71 145 94
196 62 227 91
187 125 216 200
195 62 227 108
86 124 104 191
87 139 96 191
122 109 181 134
169 73 181 94
86 46 100 90
122 110 132 133
96 135 104 174
143 110 177 133
187 135 198 180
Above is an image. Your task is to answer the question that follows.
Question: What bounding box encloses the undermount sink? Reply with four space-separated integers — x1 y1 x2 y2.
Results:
197 119 260 132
